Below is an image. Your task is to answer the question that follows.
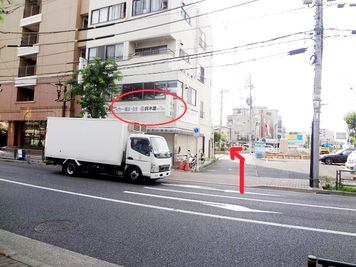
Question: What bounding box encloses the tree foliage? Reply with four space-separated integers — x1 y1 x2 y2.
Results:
0 0 11 22
344 112 356 144
66 58 122 118
214 131 226 144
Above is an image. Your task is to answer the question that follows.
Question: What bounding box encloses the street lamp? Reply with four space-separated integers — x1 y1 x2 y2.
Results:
55 81 70 117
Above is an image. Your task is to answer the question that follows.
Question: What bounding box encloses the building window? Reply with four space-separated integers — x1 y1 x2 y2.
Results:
91 3 126 25
79 48 86 59
88 43 123 61
134 45 168 57
179 48 189 62
199 29 206 50
198 66 205 84
133 0 168 16
120 80 180 101
81 15 88 28
17 86 34 102
109 4 126 20
187 87 197 106
181 7 191 24
200 101 204 118
91 10 99 24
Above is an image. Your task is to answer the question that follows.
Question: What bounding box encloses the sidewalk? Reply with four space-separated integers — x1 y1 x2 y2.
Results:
0 229 121 267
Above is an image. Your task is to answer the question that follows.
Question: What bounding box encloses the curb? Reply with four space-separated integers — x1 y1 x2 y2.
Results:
0 229 121 267
0 157 44 165
0 247 46 267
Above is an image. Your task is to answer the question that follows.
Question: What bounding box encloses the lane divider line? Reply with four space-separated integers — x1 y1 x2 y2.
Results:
1 177 356 238
124 191 279 213
144 187 356 212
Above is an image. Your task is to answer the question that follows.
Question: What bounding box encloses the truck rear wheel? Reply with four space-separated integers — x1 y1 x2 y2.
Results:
125 166 143 183
62 160 80 176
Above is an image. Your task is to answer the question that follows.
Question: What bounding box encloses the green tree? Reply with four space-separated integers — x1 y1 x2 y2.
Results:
344 112 356 145
214 131 227 150
0 0 11 22
66 58 122 118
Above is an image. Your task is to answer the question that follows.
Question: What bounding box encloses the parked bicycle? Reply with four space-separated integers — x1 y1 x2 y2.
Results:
187 150 205 168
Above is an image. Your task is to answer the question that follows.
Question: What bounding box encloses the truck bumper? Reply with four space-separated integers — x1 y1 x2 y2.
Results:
150 171 171 180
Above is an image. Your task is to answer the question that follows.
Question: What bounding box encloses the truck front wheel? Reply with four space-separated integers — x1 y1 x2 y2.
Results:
62 160 80 176
125 166 143 183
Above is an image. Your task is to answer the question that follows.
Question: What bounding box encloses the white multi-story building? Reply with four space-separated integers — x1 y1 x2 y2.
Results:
86 0 213 162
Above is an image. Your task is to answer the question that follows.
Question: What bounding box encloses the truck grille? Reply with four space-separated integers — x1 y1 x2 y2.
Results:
159 165 170 172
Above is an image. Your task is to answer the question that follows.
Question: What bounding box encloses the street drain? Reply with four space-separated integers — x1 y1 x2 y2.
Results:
34 220 78 233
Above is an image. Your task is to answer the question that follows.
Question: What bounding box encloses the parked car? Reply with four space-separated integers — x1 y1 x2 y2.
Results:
265 145 276 153
319 148 355 165
345 150 356 171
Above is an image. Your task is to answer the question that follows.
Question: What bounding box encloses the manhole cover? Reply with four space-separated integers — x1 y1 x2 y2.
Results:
34 220 78 233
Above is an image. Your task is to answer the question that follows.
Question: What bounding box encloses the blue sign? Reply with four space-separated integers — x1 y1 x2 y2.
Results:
193 127 199 137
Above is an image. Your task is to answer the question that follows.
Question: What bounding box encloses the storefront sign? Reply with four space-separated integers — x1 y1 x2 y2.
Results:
113 104 166 113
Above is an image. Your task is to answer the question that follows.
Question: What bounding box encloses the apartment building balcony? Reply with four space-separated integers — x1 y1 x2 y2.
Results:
15 64 37 87
15 76 37 87
127 36 176 64
21 33 38 46
18 65 36 77
17 43 39 57
20 3 42 27
130 46 175 58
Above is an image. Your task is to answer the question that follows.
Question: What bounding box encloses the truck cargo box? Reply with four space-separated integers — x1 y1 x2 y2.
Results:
45 117 128 166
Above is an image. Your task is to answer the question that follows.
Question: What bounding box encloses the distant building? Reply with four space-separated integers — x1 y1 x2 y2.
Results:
227 106 284 144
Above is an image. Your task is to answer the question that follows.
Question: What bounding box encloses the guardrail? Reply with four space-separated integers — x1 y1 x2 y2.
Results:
308 255 356 267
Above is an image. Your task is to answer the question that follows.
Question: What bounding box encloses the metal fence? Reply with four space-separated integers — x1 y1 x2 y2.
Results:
308 255 356 267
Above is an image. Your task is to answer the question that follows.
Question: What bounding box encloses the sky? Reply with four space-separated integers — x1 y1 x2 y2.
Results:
202 0 356 133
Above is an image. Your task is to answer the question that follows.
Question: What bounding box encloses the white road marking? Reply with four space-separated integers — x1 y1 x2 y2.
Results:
207 169 216 172
163 183 281 197
145 187 356 212
228 168 233 171
1 178 356 237
124 191 278 213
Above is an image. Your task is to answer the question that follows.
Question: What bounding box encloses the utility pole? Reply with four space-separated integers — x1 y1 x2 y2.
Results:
219 89 229 132
310 0 323 188
219 89 229 149
245 75 254 153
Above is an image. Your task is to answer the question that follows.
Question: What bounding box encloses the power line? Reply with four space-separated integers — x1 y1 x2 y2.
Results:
0 32 312 75
0 0 208 35
3 47 309 83
122 48 308 78
2 0 260 47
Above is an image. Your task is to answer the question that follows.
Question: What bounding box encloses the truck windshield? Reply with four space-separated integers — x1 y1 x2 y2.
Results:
150 137 170 158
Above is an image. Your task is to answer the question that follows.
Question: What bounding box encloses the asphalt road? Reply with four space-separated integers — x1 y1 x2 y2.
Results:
1 160 356 266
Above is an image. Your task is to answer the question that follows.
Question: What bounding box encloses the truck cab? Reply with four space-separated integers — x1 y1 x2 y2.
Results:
125 134 172 182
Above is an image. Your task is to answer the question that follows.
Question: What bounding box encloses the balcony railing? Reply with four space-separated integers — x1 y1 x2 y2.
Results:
23 5 41 18
18 65 36 77
21 33 38 46
130 47 175 58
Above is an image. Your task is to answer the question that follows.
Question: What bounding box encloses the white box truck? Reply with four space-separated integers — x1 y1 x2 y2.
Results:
45 117 172 182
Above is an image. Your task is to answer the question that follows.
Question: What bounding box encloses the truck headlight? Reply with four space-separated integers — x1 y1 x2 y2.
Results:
151 164 159 173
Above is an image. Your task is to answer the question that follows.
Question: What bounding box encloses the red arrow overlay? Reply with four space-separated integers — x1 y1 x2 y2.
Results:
230 147 245 194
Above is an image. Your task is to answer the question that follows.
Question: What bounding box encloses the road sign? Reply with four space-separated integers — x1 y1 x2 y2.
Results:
193 127 199 138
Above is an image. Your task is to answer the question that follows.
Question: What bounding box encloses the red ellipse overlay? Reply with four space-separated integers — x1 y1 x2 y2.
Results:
109 89 188 127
